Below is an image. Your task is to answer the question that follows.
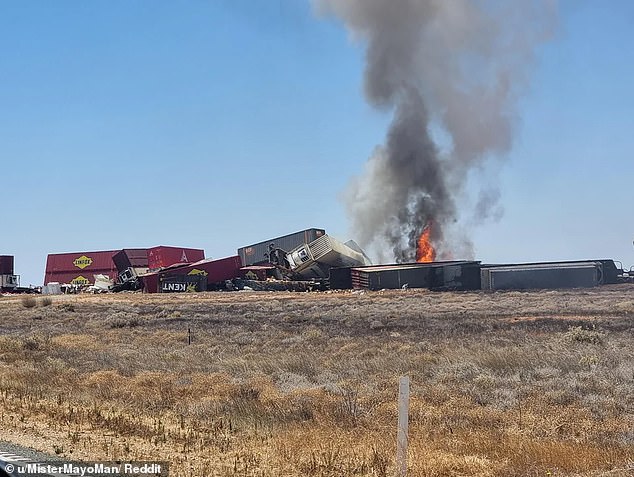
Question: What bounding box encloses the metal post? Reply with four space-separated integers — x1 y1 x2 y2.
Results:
397 376 410 477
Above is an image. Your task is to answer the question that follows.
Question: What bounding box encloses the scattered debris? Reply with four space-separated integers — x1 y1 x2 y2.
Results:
41 282 62 295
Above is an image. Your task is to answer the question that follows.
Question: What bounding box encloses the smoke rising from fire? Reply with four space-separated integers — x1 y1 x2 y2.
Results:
314 0 556 262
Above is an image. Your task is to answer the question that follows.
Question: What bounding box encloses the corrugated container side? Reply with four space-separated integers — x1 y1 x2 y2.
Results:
592 260 618 284
430 262 482 291
329 267 353 289
201 256 240 283
346 260 480 290
45 250 118 272
304 235 370 269
238 228 325 266
349 261 480 291
482 259 620 284
0 256 14 275
44 271 119 286
354 266 433 290
383 267 432 290
44 250 119 285
113 249 149 272
147 246 205 270
160 275 207 293
351 269 367 289
146 256 243 293
484 264 601 290
141 272 160 293
480 269 492 290
350 260 471 273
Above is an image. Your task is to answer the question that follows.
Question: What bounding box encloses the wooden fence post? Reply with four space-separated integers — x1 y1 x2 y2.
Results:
397 375 410 477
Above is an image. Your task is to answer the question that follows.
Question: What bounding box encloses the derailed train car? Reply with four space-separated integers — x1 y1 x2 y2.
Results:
238 228 326 266
330 261 482 291
330 259 622 291
479 260 619 290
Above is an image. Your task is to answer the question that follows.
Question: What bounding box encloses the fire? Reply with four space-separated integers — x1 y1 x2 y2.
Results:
416 223 436 263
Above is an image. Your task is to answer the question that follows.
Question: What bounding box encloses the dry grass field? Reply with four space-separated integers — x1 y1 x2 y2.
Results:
1 286 634 476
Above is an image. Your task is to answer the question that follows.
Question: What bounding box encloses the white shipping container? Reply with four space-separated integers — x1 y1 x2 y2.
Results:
287 235 372 278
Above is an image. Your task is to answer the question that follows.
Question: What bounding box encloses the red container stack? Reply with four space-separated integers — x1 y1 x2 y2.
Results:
44 250 119 285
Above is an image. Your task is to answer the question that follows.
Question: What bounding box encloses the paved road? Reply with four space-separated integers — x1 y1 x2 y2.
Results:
0 442 167 476
0 441 71 477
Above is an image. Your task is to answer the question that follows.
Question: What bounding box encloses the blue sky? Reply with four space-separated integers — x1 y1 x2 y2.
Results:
2 1 633 285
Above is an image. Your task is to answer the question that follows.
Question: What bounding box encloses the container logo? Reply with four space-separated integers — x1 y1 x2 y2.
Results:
70 276 90 285
188 269 208 277
161 282 199 293
73 255 93 269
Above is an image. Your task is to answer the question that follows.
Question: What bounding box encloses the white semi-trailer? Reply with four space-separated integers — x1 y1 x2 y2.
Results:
286 234 372 278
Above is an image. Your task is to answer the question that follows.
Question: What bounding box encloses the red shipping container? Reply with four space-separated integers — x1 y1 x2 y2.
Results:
140 271 160 294
0 256 14 275
168 256 242 284
43 271 119 286
140 262 195 293
44 250 119 285
147 246 205 270
143 256 242 293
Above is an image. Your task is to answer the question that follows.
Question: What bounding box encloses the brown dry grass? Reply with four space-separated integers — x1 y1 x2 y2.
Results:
1 286 634 476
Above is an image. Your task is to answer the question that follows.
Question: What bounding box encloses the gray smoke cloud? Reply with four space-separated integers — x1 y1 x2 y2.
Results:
314 0 556 262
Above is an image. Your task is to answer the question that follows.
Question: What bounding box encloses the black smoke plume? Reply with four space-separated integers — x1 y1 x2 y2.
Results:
314 0 556 262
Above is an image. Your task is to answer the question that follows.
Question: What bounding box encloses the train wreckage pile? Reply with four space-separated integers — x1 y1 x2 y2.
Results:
39 229 372 294
2 227 632 295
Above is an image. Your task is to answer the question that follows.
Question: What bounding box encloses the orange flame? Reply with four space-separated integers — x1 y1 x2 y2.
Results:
416 223 436 263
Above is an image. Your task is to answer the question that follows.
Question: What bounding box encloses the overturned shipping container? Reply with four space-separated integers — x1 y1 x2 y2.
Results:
0 255 18 291
287 235 372 279
480 262 604 290
112 248 150 290
238 228 325 266
113 249 149 272
0 256 14 275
